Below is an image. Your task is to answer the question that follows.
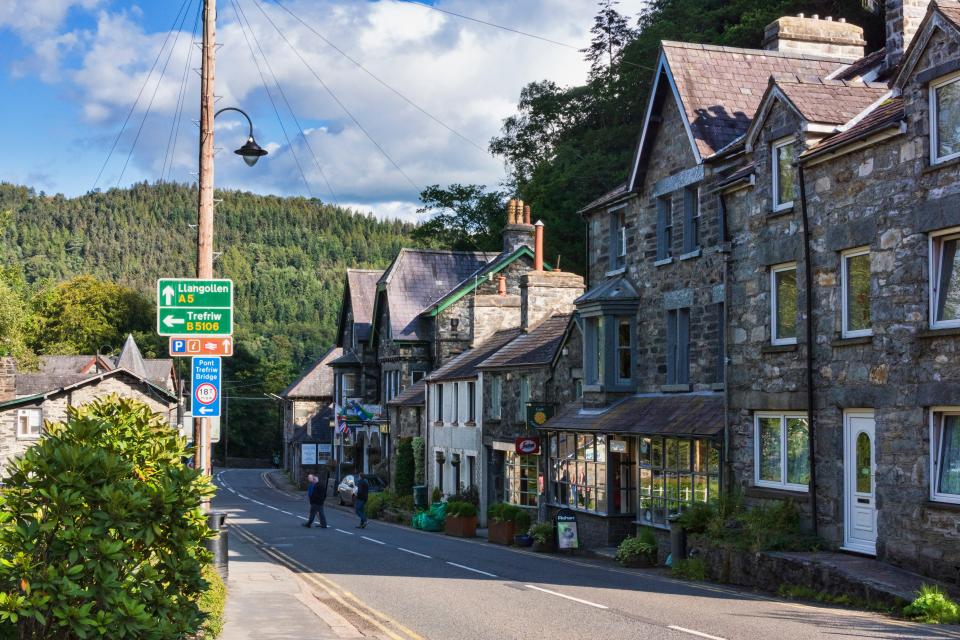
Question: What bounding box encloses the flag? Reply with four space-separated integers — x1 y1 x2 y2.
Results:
349 400 374 421
335 404 349 434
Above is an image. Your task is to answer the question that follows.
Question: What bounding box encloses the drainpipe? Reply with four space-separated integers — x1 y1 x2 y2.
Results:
798 164 818 537
719 193 732 492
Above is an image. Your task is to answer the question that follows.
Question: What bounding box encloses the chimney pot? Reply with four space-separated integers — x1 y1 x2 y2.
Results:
523 205 531 225
839 17 846 23
798 12 804 17
763 13 865 58
534 220 544 272
826 16 833 21
812 14 818 19
497 274 506 296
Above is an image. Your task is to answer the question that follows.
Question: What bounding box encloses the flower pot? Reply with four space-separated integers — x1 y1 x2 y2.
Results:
444 514 477 538
488 519 516 545
532 540 552 553
514 534 534 547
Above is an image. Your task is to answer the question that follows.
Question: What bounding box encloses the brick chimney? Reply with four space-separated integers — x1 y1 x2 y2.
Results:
502 198 534 254
0 357 16 402
763 14 865 59
886 0 932 71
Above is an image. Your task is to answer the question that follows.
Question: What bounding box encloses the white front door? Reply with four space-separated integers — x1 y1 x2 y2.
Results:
843 411 877 555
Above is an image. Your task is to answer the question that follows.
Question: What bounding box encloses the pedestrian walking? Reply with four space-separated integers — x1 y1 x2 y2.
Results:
303 471 328 529
354 472 370 528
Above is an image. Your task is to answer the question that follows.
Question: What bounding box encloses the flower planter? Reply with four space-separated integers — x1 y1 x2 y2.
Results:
514 534 534 547
444 514 477 538
487 519 516 545
532 540 553 553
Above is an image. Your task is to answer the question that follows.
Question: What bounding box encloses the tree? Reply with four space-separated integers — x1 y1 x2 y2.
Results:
0 268 36 368
411 184 507 253
0 396 215 639
582 0 636 79
395 438 415 497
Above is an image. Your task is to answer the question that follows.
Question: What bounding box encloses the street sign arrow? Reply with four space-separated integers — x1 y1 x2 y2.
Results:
197 405 214 415
161 285 175 305
163 315 186 329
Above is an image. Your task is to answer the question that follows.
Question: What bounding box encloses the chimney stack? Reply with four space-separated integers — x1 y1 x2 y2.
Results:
763 13 865 59
0 357 16 403
534 221 544 272
886 0 931 71
502 197 534 254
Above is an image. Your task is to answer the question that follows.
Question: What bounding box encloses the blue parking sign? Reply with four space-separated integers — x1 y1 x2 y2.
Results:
172 339 187 355
191 357 221 418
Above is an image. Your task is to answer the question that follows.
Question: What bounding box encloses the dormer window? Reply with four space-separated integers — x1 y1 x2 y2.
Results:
772 138 794 212
931 73 960 165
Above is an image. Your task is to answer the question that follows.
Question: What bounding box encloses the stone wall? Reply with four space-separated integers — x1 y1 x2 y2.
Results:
520 271 584 332
473 295 521 347
0 358 14 402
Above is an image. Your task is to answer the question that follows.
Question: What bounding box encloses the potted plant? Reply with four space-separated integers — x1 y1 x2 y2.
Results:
616 528 658 568
487 503 513 545
529 522 554 552
444 500 478 538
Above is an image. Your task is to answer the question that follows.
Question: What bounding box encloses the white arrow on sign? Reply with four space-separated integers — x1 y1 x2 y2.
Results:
197 405 214 415
222 338 231 349
162 315 185 329
161 285 175 306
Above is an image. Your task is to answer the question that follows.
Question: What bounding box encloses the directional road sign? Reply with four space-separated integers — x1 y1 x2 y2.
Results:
170 336 233 357
191 356 222 418
157 278 233 337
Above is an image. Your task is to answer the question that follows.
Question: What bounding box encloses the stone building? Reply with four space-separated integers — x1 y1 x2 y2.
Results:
280 345 340 471
332 269 383 408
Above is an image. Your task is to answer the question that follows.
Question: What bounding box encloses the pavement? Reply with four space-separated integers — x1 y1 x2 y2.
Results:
213 468 960 640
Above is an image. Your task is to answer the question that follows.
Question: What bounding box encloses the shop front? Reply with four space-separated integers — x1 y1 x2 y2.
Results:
489 440 542 509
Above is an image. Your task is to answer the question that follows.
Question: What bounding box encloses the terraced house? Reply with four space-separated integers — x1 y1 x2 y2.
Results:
554 0 960 579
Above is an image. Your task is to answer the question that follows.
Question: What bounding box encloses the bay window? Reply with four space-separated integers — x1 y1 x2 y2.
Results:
754 412 810 491
931 410 960 504
930 229 960 329
548 432 607 514
639 436 720 526
930 73 960 164
616 317 632 384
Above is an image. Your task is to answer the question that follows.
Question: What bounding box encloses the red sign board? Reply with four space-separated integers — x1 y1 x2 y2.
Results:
169 336 233 357
515 436 541 455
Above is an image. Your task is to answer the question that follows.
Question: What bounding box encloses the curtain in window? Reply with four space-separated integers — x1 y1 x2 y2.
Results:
936 238 960 323
939 415 960 496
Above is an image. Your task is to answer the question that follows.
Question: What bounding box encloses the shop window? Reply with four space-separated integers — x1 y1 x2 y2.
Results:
638 436 720 527
547 432 608 515
842 248 871 338
754 413 810 491
505 451 539 507
17 408 42 439
771 263 798 345
932 410 960 504
930 229 960 329
772 138 794 211
931 73 960 164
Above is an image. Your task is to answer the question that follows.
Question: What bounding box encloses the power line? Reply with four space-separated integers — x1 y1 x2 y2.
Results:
249 0 421 194
271 0 487 155
163 1 203 181
91 0 193 190
233 0 339 205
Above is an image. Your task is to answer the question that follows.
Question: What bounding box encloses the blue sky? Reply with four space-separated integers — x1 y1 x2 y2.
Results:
0 0 646 220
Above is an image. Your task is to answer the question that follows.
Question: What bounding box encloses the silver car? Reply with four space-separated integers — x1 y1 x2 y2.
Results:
336 474 386 506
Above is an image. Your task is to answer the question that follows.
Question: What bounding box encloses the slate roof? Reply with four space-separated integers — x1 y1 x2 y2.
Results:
803 97 905 159
578 183 630 214
833 47 886 81
717 162 756 190
478 314 572 370
660 41 851 157
425 329 521 382
423 246 534 316
771 75 889 125
4 368 178 409
386 379 426 407
34 355 107 376
543 394 724 437
115 334 148 379
379 249 498 341
282 346 342 399
937 0 960 30
346 269 382 342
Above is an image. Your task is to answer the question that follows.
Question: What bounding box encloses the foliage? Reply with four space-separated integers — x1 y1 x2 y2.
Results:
693 494 823 553
903 585 960 624
487 503 532 532
529 522 554 545
616 528 658 566
0 268 36 367
445 501 477 518
676 501 716 534
394 438 415 497
364 490 416 522
197 565 227 639
672 558 708 581
411 437 425 485
431 486 443 503
450 485 480 509
411 184 507 252
0 396 215 639
366 492 389 519
582 1 637 80
778 584 893 614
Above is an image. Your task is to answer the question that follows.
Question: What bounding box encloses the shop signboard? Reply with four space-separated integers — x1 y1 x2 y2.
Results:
555 508 580 550
526 403 555 431
301 443 318 465
609 439 628 454
515 436 541 455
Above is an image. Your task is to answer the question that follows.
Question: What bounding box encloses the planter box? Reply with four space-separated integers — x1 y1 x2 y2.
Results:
488 520 516 545
532 540 552 553
445 515 477 538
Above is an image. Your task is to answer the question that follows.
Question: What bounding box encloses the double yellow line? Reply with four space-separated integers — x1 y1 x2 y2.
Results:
231 524 424 640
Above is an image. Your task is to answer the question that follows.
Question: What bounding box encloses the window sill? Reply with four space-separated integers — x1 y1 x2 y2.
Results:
605 267 626 277
924 499 960 512
762 343 798 353
745 485 808 500
464 421 476 427
432 421 444 427
654 257 673 267
922 154 960 174
661 384 691 393
582 384 603 393
832 335 873 347
546 503 629 519
917 326 960 339
634 519 668 530
768 206 795 219
709 382 725 391
678 248 701 261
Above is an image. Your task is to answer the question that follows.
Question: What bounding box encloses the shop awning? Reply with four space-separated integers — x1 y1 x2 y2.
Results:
542 394 723 438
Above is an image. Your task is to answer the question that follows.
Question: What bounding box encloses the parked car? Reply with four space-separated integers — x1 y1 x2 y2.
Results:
337 474 386 506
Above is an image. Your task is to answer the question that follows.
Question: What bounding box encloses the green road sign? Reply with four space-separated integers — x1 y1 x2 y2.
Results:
157 278 233 336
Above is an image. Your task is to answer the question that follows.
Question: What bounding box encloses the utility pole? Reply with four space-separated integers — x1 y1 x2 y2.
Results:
195 0 217 475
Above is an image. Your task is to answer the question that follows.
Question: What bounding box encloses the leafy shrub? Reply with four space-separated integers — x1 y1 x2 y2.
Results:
616 529 658 566
446 500 477 518
672 558 708 581
514 509 532 533
412 437 426 484
903 585 960 624
431 486 443 503
366 492 389 519
451 485 480 508
394 438 415 497
487 503 533 532
0 397 215 639
529 522 553 545
392 494 415 512
197 564 227 638
677 501 715 534
691 493 822 553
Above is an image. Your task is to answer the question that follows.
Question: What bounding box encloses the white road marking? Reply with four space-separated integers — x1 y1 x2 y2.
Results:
335 528 355 536
265 505 279 511
447 562 497 578
525 585 608 610
667 626 726 640
227 488 236 494
362 536 385 545
397 547 432 559
280 511 293 516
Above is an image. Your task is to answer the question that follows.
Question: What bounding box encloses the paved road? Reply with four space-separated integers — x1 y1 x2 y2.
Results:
213 468 957 640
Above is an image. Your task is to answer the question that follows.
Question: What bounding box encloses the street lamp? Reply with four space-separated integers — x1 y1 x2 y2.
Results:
214 107 268 167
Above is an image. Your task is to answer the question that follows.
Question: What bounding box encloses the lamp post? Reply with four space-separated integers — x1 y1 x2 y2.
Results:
193 0 267 475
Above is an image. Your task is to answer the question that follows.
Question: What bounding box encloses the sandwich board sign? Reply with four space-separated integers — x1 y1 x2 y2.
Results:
191 357 222 419
157 278 233 337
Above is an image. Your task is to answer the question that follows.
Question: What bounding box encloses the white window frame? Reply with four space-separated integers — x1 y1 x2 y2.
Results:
929 227 960 329
930 407 960 505
16 408 42 440
754 412 810 492
770 262 798 345
930 72 960 165
772 138 795 212
841 247 872 338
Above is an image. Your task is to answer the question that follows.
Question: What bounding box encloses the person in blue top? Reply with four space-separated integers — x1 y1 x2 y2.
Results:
303 471 328 529
354 472 370 529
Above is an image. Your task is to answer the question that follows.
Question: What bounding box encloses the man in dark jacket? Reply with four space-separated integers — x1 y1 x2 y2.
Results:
303 470 328 529
354 472 369 529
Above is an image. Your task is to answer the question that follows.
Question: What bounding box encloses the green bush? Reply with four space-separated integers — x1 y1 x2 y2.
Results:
446 500 477 518
412 437 425 484
197 565 227 638
0 396 215 639
394 438 415 497
488 503 533 532
672 558 708 581
392 494 415 512
903 584 960 624
616 529 658 566
677 501 715 534
451 485 480 508
366 492 389 519
514 509 532 533
431 486 443 503
691 492 822 553
529 522 553 545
